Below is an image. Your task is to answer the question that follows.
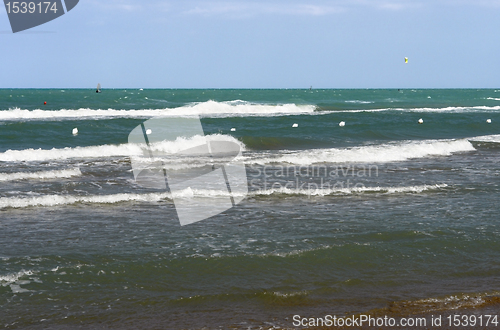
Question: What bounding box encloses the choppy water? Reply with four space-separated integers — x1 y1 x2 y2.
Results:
1 89 499 329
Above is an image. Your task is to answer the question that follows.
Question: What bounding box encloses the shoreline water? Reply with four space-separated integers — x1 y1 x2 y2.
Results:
1 89 499 329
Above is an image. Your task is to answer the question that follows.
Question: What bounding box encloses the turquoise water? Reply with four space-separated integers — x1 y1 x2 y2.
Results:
0 89 499 329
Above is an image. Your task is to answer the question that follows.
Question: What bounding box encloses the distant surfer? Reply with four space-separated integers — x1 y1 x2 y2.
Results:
96 83 102 93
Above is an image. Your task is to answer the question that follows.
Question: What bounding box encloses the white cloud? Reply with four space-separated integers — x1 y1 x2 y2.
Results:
86 0 500 18
447 0 500 7
366 0 500 10
264 4 343 15
185 3 249 16
375 2 423 11
86 0 172 13
87 0 142 12
183 2 344 18
348 0 422 11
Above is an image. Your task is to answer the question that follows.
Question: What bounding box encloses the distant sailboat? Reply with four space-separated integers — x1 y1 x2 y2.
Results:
96 83 102 93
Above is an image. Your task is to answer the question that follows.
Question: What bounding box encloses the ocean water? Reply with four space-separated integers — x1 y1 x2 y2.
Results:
0 89 499 329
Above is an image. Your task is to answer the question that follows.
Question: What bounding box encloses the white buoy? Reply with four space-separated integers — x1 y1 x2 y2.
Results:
339 121 345 127
418 118 424 124
230 128 236 132
292 123 298 128
487 119 492 124
72 127 78 135
146 129 152 135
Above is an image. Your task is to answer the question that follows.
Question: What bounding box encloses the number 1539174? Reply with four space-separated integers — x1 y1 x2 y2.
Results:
5 2 58 14
447 315 498 327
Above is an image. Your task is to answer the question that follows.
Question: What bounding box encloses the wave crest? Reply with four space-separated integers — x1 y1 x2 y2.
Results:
0 101 315 120
0 134 243 162
0 169 81 181
248 139 475 165
0 184 447 210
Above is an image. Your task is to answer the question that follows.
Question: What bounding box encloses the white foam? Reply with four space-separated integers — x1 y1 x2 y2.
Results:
172 188 239 199
0 188 245 210
247 139 475 165
185 100 315 117
251 184 448 196
405 106 500 113
0 134 243 162
9 284 31 293
345 100 374 104
0 270 36 293
470 134 500 143
0 184 447 210
0 192 171 209
0 101 315 121
0 144 141 162
1 270 37 293
326 106 500 114
2 103 497 121
0 136 481 166
0 270 35 285
0 168 81 182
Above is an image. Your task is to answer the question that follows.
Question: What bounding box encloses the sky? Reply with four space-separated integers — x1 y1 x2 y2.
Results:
1 0 500 88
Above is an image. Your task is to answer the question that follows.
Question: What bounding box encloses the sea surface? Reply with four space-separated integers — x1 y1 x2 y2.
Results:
0 89 499 329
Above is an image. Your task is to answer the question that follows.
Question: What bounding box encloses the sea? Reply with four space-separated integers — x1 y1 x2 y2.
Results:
0 89 499 329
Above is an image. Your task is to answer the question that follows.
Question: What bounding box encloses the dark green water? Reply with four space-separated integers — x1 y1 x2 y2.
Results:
0 89 499 329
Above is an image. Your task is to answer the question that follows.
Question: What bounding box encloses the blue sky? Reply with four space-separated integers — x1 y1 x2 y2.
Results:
1 0 500 88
